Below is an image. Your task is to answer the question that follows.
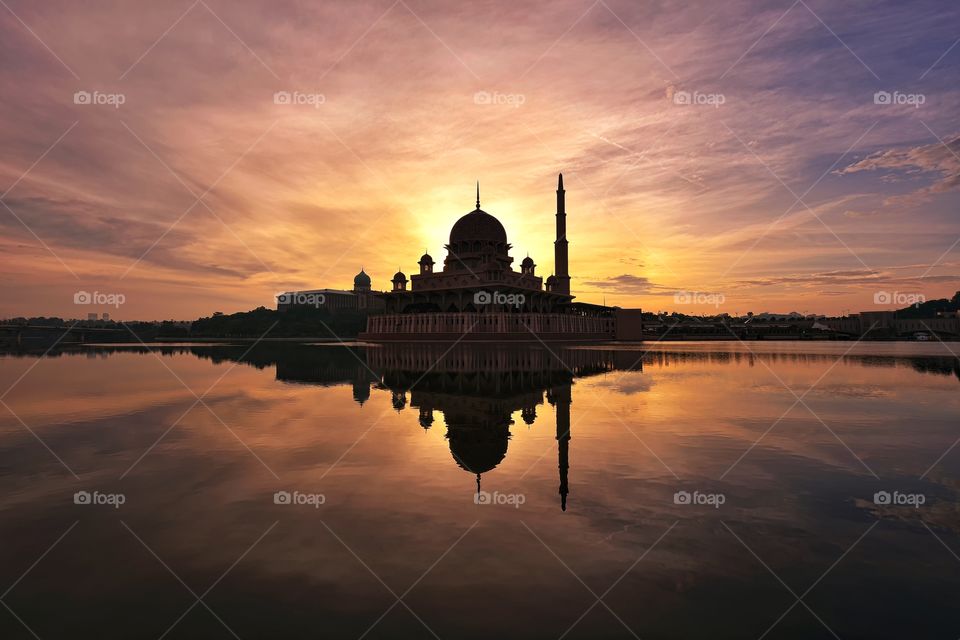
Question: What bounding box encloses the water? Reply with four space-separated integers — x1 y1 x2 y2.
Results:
0 341 958 639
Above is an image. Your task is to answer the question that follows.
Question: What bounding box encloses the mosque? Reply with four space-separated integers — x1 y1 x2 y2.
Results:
359 175 643 341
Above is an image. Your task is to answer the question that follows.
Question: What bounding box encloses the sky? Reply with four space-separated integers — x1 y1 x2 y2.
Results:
0 0 958 318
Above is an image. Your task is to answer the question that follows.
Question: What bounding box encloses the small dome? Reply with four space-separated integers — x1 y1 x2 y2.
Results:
392 271 407 281
353 380 370 405
419 252 434 264
521 256 534 267
354 269 371 286
546 274 557 284
449 209 507 246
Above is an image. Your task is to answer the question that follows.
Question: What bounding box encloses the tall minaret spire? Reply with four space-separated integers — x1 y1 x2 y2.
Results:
476 181 480 210
554 173 570 295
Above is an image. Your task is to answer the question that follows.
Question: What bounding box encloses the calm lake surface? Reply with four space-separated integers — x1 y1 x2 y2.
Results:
1 341 958 639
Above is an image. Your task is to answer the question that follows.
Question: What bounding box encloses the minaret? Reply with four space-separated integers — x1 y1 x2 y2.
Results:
554 173 570 295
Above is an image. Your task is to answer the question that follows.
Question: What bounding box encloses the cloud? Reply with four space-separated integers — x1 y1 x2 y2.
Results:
581 274 664 295
733 268 960 289
1 0 960 317
0 195 265 278
839 134 960 206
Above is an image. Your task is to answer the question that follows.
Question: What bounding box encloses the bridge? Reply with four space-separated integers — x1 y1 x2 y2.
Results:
0 324 132 348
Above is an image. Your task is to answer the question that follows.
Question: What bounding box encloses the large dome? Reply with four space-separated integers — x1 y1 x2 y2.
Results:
449 209 507 245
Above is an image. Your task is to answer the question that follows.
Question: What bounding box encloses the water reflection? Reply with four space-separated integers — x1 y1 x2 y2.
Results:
53 342 960 512
12 340 958 380
5 341 959 516
2 342 960 638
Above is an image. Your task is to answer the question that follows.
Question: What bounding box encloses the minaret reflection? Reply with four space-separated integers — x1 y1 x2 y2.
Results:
548 384 571 511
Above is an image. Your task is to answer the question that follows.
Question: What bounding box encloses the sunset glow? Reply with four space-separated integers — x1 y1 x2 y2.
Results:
1 0 958 318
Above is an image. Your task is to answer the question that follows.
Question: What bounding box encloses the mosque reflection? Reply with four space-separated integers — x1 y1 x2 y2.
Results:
367 345 624 510
230 343 641 511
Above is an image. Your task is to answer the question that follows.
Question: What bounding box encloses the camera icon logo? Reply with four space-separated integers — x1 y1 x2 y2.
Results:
474 490 492 505
474 291 492 305
473 91 492 105
873 490 891 505
273 490 291 505
873 291 892 304
74 290 92 304
74 490 92 505
673 91 691 105
273 91 291 105
73 91 91 105
673 291 692 304
873 91 892 105
673 490 691 505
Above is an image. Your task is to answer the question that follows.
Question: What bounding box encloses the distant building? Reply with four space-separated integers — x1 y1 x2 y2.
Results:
87 312 98 321
102 312 110 321
857 311 896 331
276 269 385 314
820 312 960 338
